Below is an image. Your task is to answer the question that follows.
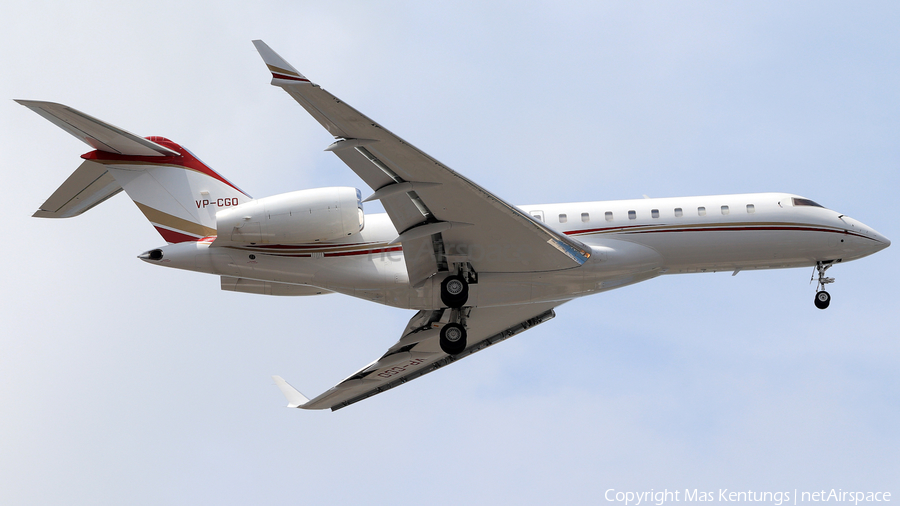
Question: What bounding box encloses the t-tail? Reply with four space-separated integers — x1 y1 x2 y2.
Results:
19 100 250 243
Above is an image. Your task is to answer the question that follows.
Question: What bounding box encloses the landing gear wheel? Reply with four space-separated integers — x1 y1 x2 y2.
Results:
439 323 467 355
814 291 831 310
440 275 469 308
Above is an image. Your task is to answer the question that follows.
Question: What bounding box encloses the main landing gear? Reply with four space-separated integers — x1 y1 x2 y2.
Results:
438 270 473 355
812 261 836 310
440 321 467 356
440 274 469 308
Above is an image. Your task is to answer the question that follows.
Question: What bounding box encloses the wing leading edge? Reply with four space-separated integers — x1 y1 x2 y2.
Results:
251 40 591 285
273 302 562 411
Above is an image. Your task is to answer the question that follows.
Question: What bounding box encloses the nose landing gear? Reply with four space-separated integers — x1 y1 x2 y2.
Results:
812 261 836 309
814 290 831 309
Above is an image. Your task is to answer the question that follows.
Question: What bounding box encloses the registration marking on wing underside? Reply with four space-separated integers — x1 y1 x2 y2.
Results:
330 309 557 411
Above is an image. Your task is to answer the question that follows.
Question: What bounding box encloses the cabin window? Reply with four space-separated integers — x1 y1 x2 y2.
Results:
605 211 613 221
747 204 755 214
559 213 567 223
651 209 660 218
581 212 590 222
721 205 730 215
698 207 707 216
628 210 636 220
674 207 683 217
531 212 543 221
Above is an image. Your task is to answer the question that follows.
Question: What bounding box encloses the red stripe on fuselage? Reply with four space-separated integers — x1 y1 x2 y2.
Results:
622 225 875 241
325 246 402 258
566 224 875 241
267 246 403 258
563 224 647 235
246 242 374 250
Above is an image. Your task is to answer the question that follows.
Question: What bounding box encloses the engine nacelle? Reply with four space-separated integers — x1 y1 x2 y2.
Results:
216 187 364 244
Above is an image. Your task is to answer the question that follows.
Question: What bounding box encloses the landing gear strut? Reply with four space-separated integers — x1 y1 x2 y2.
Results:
812 261 835 310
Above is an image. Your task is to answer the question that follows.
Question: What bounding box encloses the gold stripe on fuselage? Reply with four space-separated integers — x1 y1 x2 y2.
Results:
134 202 217 238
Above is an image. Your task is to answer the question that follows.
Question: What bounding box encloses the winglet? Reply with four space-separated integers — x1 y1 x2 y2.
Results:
272 375 310 408
252 40 310 83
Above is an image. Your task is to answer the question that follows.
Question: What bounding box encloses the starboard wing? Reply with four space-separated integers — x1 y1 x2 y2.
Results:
251 41 591 286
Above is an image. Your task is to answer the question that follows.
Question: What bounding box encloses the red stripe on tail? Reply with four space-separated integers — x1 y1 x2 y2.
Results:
155 227 200 244
82 137 250 197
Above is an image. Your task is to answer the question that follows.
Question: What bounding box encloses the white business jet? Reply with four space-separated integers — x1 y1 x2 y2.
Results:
19 41 890 411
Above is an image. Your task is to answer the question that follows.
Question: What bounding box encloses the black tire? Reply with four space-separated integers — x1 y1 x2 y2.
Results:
440 275 468 308
439 323 467 355
814 291 831 310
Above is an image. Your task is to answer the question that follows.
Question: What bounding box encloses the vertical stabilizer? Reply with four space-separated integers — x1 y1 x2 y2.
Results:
82 139 251 243
22 101 251 243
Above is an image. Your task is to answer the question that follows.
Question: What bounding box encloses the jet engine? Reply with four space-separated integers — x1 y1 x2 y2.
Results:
216 187 364 244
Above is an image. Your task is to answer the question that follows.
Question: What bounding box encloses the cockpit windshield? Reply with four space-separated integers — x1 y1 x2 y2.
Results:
792 197 825 208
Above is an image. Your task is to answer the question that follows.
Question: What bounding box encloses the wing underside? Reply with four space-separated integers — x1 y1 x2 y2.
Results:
275 302 562 411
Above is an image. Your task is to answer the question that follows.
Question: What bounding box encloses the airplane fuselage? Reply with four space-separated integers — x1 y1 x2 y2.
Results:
145 192 890 310
24 40 892 409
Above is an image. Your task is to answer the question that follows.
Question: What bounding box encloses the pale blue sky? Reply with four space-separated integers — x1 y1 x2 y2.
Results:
2 2 898 504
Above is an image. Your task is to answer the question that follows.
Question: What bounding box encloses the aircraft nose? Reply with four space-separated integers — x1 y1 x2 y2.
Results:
839 216 890 256
859 224 890 253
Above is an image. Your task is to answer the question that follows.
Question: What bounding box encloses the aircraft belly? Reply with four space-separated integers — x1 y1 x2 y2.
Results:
417 240 666 308
227 253 397 298
226 239 668 309
143 225 866 310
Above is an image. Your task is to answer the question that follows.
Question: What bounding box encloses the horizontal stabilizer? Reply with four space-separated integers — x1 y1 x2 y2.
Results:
16 100 179 156
272 376 310 408
34 160 123 218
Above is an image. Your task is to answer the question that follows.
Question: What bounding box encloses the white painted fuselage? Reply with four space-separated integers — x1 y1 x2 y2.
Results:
147 192 890 310
23 41 893 409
